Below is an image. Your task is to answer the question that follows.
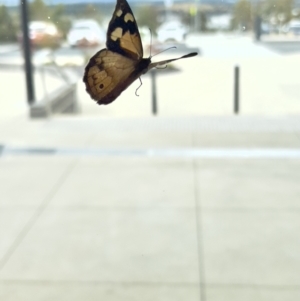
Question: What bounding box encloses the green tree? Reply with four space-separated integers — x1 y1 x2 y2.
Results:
182 9 207 32
29 0 48 21
0 5 17 41
81 4 103 23
261 0 294 24
135 5 159 33
182 10 193 29
51 4 71 38
83 4 97 18
232 0 252 30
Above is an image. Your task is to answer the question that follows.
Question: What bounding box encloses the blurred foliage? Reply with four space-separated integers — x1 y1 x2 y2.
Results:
232 0 294 30
0 5 17 41
261 0 294 24
84 3 97 17
50 5 71 38
182 11 193 28
182 10 207 32
135 5 159 33
81 3 103 22
30 0 71 38
293 10 300 19
232 0 252 30
29 0 48 21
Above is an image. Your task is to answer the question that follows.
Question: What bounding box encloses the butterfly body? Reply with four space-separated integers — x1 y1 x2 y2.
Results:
83 0 197 105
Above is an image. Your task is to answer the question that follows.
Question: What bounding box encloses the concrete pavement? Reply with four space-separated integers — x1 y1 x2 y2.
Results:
1 34 300 301
1 115 300 301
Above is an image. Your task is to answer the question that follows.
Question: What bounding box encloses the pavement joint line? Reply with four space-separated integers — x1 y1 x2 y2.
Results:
193 159 206 301
0 144 4 155
1 146 300 158
0 279 199 286
1 279 300 289
0 159 78 271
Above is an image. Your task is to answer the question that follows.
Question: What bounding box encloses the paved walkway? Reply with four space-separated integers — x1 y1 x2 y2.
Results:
0 115 300 301
0 34 300 301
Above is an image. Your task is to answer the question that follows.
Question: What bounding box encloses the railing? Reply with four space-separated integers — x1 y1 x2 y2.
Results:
30 60 79 118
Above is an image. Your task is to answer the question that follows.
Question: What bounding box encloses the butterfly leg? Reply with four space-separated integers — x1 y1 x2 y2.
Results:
135 77 142 96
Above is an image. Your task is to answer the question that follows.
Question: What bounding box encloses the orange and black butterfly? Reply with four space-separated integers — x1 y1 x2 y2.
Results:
83 0 198 105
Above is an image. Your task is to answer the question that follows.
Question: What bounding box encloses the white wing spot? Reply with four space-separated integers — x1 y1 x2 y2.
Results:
111 27 123 41
116 9 122 17
124 13 134 23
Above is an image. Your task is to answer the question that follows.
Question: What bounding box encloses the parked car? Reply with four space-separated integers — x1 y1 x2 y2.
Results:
18 21 62 49
67 19 105 47
157 21 187 44
289 20 300 35
261 23 271 35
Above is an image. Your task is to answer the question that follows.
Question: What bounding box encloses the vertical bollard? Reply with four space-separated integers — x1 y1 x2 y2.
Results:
254 15 262 42
151 69 157 115
20 0 35 105
234 65 239 114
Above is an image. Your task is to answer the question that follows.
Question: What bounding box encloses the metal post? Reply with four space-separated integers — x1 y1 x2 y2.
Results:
20 0 35 105
234 65 239 114
194 0 200 31
151 70 157 115
254 0 262 42
254 15 262 42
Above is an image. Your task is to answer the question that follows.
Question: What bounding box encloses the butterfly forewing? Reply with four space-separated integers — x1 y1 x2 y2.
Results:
106 0 143 60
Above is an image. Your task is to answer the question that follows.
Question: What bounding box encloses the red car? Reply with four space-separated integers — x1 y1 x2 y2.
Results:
18 21 62 49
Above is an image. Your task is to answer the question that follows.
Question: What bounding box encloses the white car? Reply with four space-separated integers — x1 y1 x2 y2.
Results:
156 21 187 43
289 20 300 35
18 21 61 48
67 19 105 47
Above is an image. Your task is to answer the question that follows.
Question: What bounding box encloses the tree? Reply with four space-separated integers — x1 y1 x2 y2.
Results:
83 4 97 18
232 0 252 30
0 5 17 41
51 4 71 38
29 0 48 21
182 10 193 29
182 9 207 32
135 5 159 33
261 0 294 24
81 4 103 23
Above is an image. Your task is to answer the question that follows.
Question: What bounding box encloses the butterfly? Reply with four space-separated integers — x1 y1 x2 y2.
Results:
83 0 198 105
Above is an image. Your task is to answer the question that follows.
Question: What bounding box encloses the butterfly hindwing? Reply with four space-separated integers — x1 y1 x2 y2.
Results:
106 0 143 60
83 49 150 105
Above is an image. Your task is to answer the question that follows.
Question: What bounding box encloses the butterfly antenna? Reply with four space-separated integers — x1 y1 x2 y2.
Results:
150 46 177 59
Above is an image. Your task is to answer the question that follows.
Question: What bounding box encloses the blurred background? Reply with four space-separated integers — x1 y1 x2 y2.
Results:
0 0 300 301
1 0 300 116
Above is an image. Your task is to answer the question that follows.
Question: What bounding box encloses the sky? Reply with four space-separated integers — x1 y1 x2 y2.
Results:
1 0 234 7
